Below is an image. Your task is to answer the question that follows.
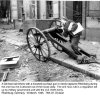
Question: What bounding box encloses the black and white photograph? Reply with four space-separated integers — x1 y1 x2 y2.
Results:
0 0 100 96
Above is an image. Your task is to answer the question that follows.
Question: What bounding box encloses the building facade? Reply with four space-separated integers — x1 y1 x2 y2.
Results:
0 0 100 41
85 1 100 41
10 0 66 20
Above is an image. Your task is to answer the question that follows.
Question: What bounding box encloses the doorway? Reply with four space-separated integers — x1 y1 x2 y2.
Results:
46 1 53 19
73 1 82 24
0 0 11 23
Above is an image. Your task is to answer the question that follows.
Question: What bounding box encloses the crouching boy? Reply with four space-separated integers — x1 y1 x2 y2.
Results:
62 20 84 55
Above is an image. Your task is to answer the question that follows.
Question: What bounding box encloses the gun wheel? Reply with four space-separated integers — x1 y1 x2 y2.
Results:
51 39 63 51
27 27 51 62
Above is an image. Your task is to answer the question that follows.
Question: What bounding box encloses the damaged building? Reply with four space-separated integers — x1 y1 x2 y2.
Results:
0 0 100 41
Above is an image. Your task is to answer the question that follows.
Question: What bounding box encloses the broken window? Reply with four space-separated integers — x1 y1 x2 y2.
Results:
30 0 36 19
46 1 53 19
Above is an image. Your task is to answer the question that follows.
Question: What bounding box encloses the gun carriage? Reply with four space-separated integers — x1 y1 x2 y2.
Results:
26 18 99 64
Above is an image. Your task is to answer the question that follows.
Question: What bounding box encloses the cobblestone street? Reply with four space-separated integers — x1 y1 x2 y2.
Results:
0 24 98 82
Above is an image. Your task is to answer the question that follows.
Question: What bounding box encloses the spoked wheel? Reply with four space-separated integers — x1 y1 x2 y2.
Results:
51 38 63 51
27 27 51 62
49 18 64 51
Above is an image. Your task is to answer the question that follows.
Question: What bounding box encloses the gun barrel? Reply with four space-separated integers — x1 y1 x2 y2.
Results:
42 27 63 34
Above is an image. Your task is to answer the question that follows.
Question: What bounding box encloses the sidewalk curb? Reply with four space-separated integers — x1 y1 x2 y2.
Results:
50 56 100 80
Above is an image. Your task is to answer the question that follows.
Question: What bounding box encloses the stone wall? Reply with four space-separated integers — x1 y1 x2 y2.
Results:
19 19 54 34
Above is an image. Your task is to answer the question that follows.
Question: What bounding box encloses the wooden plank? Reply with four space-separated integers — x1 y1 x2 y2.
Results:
0 72 4 81
0 56 20 70
2 69 10 81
